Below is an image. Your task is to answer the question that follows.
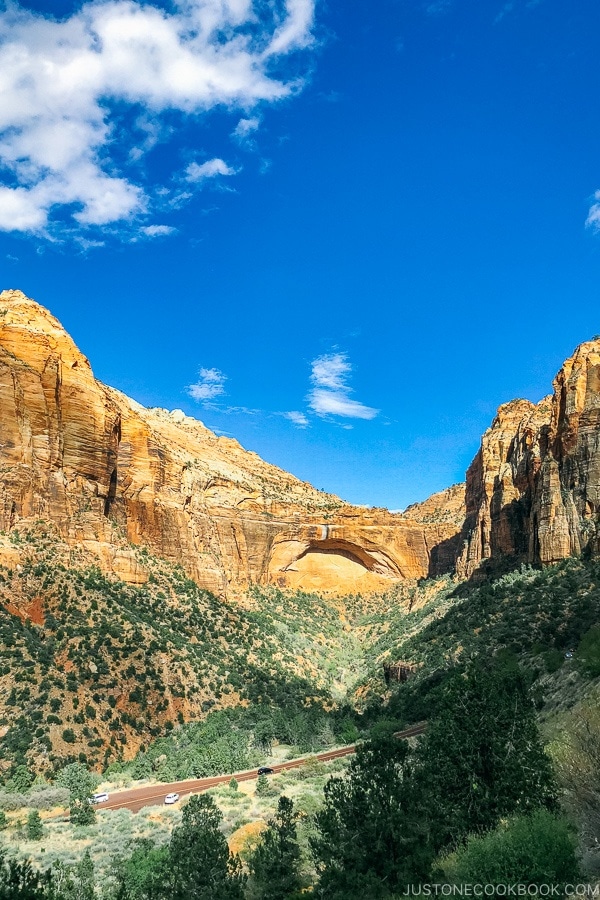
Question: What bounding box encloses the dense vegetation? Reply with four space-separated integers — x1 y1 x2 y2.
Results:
3 520 600 896
4 522 600 780
0 524 366 777
0 660 584 898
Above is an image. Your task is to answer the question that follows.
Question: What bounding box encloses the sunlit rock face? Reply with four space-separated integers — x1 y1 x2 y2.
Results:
456 338 600 575
0 290 462 594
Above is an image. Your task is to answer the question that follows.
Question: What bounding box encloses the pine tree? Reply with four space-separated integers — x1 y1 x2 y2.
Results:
247 796 303 899
156 794 245 900
0 849 51 899
418 659 557 851
311 735 434 899
74 850 95 900
255 774 270 796
26 810 43 841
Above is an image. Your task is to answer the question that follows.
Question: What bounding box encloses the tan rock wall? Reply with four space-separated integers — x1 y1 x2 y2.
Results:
0 290 461 594
457 338 600 575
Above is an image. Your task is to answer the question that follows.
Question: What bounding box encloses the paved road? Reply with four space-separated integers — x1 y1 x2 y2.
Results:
98 723 426 814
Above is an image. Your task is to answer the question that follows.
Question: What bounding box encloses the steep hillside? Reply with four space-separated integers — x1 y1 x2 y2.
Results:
0 520 374 775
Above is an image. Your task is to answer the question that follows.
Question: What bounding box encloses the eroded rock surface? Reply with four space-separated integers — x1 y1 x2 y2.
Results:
457 338 600 575
0 290 460 594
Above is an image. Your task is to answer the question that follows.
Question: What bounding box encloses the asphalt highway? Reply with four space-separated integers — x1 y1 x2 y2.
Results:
98 723 426 814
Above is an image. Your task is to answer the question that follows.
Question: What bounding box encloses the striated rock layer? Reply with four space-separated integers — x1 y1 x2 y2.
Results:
0 290 461 594
5 289 598 589
457 338 600 575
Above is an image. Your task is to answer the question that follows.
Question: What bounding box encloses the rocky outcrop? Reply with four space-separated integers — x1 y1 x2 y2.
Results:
401 483 466 577
0 290 461 594
457 338 600 575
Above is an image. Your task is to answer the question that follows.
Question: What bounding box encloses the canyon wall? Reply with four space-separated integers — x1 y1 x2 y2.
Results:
457 338 600 575
4 289 598 590
0 290 461 594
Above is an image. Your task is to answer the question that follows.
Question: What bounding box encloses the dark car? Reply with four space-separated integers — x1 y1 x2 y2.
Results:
257 766 274 775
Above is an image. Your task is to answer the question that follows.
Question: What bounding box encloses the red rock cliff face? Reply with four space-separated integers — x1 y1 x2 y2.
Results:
0 290 461 594
457 338 600 575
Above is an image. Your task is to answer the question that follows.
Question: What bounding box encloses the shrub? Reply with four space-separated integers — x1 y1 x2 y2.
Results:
28 787 69 810
440 809 579 887
26 809 43 840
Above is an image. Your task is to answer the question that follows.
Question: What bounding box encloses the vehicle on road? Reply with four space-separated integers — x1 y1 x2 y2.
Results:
91 792 109 804
164 793 180 805
257 767 274 775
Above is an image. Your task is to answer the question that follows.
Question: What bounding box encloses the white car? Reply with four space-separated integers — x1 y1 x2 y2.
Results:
164 793 180 805
91 792 109 804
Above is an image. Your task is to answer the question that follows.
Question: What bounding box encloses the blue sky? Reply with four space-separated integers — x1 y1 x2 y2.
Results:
1 0 600 510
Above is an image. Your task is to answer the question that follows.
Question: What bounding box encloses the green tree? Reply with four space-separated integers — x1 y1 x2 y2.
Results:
247 796 303 900
577 625 600 677
26 810 43 841
112 840 170 900
51 851 95 900
255 774 271 797
55 763 98 826
440 809 579 889
7 765 34 794
156 794 245 900
253 720 274 755
549 701 600 847
0 849 51 899
418 661 557 851
311 735 434 899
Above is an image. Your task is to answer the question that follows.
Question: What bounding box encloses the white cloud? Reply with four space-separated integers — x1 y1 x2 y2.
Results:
309 389 378 419
233 116 261 147
307 352 379 420
141 225 177 237
187 367 227 403
587 192 600 230
185 159 237 183
282 410 309 427
0 0 316 237
310 352 351 390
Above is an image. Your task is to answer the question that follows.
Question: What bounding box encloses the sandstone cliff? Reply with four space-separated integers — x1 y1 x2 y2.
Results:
0 290 460 594
457 338 600 575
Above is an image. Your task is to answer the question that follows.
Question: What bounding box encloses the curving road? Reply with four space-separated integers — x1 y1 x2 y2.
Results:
98 723 426 814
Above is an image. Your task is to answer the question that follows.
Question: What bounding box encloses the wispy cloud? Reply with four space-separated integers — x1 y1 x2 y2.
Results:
282 410 309 428
0 0 316 238
494 0 546 22
307 352 379 420
233 117 261 148
587 192 600 231
185 159 237 184
187 368 227 403
424 0 453 15
494 1 515 23
140 225 176 238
